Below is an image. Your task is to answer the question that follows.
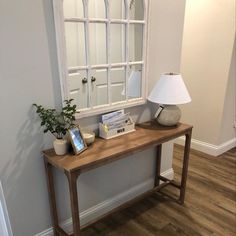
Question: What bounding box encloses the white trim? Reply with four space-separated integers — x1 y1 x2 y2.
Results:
35 168 174 236
76 98 146 118
68 61 144 72
83 0 92 108
52 0 70 103
64 18 145 24
105 0 111 105
175 137 236 157
141 0 149 103
0 182 13 236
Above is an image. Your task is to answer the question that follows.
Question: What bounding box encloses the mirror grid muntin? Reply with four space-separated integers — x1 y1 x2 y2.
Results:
57 0 148 116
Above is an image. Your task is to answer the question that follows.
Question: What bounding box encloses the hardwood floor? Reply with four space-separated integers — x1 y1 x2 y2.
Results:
82 146 236 236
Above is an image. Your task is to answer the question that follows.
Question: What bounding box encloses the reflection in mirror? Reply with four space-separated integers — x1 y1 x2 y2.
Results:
89 23 107 65
68 71 89 109
65 23 86 67
63 0 84 18
129 0 144 20
111 67 126 103
91 69 108 106
110 0 125 19
129 24 143 62
89 0 106 18
110 24 125 63
127 64 142 98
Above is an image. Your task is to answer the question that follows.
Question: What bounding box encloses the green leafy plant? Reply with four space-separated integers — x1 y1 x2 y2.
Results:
33 99 77 139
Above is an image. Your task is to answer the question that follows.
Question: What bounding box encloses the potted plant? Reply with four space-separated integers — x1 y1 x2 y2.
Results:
33 99 77 155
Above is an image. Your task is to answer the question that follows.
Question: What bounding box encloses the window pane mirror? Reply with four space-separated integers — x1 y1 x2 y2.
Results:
129 24 143 62
110 23 125 63
88 0 106 18
127 64 142 99
64 22 86 67
90 68 109 106
67 71 89 109
129 0 144 21
89 23 107 65
63 0 84 18
111 67 126 103
110 0 125 19
53 0 149 117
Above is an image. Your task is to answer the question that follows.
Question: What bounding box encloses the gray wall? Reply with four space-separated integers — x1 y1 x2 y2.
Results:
0 0 186 235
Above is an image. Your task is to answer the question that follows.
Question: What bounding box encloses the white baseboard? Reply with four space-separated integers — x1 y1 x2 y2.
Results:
175 137 236 157
35 168 174 236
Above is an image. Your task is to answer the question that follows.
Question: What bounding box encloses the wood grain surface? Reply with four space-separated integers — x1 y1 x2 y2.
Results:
81 146 236 236
43 122 192 173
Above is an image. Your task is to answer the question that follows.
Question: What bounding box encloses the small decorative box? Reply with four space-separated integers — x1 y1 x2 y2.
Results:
99 116 135 139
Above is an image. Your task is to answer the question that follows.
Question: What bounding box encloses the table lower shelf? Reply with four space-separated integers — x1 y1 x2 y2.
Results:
56 177 182 236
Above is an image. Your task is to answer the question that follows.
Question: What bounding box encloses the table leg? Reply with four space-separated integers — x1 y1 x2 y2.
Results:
179 130 192 204
66 171 81 236
44 158 60 236
154 144 162 187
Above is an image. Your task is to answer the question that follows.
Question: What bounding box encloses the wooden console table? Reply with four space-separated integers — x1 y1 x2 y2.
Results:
43 121 192 236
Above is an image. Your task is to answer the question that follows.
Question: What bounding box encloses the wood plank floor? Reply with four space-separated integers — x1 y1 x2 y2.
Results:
82 146 236 236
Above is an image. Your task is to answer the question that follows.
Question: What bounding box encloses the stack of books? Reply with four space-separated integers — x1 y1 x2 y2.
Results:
99 110 135 139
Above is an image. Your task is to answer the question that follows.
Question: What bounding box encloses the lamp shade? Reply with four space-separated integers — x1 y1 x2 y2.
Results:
148 73 191 105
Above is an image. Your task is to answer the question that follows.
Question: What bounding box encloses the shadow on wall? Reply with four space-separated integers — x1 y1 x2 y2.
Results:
0 107 53 234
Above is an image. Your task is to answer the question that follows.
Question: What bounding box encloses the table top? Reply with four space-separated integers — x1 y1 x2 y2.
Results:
43 121 192 173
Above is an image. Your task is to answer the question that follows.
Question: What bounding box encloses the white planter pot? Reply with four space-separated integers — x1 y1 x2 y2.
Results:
53 139 68 155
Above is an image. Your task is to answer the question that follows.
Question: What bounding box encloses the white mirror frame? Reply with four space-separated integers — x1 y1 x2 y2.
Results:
53 0 150 118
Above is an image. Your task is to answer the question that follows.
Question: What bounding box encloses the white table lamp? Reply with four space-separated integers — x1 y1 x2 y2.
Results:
148 73 191 126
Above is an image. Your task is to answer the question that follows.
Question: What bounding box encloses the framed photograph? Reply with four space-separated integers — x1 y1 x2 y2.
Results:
68 126 87 155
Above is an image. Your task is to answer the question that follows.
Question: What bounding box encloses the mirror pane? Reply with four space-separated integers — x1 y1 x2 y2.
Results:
89 23 107 65
88 0 106 18
91 69 108 106
110 0 125 19
65 22 86 67
111 67 126 103
63 0 84 18
68 70 89 109
129 24 143 62
129 0 144 20
110 24 125 63
127 64 142 98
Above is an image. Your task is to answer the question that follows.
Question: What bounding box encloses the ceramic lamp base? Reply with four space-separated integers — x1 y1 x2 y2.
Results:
156 105 181 126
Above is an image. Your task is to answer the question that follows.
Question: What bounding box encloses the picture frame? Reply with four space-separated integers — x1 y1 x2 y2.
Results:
68 126 87 155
